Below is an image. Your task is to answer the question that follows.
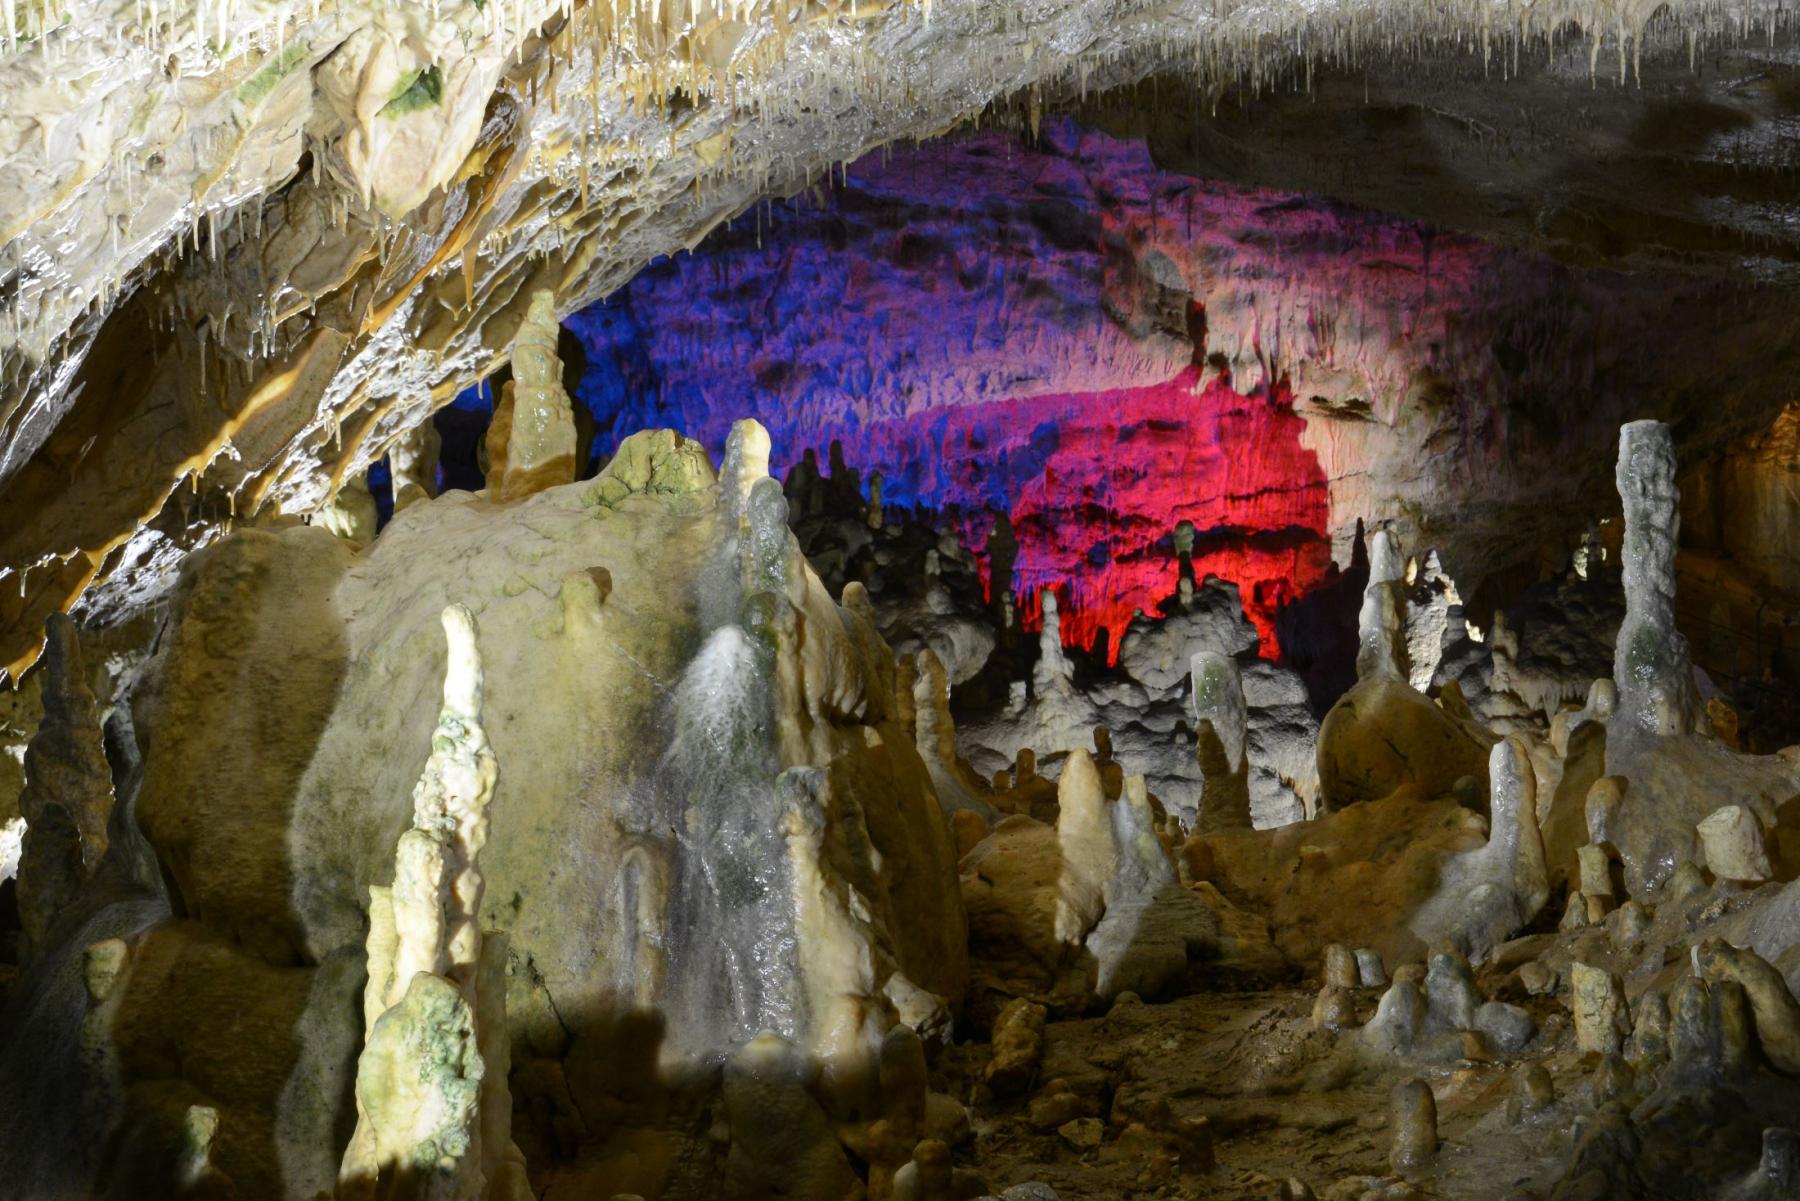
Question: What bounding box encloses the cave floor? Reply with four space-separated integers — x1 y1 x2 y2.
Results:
959 984 1574 1200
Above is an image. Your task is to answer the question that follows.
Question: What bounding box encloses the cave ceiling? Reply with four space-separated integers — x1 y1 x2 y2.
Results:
1 0 1798 680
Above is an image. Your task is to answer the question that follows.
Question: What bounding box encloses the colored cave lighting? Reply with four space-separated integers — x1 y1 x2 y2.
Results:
566 117 1356 660
837 364 1330 659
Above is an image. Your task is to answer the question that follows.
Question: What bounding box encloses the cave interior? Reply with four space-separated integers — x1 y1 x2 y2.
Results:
4 2 1800 1199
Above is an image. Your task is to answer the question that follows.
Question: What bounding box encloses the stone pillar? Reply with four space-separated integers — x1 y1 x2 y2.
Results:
1612 420 1700 738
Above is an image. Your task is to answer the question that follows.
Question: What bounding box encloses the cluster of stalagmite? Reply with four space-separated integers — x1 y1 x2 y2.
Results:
7 402 1800 1201
339 605 529 1201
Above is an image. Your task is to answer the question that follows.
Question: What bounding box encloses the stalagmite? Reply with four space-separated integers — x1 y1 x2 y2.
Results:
912 648 995 818
1033 591 1077 701
1694 939 1800 1075
1571 962 1629 1056
15 614 115 964
1190 651 1251 833
1611 420 1701 739
1053 748 1114 946
780 766 887 1068
1507 1063 1555 1123
1630 990 1671 1067
1356 527 1407 683
1408 736 1548 960
485 290 579 502
312 472 381 542
1403 549 1458 691
1362 978 1424 1055
1388 1078 1438 1172
390 418 444 513
1422 951 1480 1034
338 604 529 1201
1321 944 1358 990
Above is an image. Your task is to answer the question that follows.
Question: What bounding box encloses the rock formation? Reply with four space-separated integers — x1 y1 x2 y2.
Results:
1190 651 1251 834
339 604 528 1200
14 614 114 964
390 420 444 514
484 291 580 503
1407 736 1549 961
1611 421 1702 741
1357 528 1408 684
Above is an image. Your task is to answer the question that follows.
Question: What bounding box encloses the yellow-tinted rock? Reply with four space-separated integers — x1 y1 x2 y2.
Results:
1317 679 1493 809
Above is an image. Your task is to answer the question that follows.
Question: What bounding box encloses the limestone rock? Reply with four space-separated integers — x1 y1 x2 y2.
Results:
1610 421 1702 740
1629 990 1671 1067
1316 679 1492 809
1670 973 1759 1082
987 999 1047 1097
1474 1001 1535 1055
1696 806 1773 884
1577 844 1614 899
581 428 715 508
1404 550 1459 692
1694 939 1800 1075
1080 774 1221 1000
338 604 529 1201
1508 1063 1555 1123
1407 737 1550 961
1357 528 1409 684
311 472 381 542
912 649 997 820
49 432 963 1194
1314 986 1356 1033
722 1034 860 1201
1191 651 1251 834
1570 963 1629 1056
389 419 443 513
1322 944 1359 990
960 816 1067 1009
1388 1078 1437 1173
1422 951 1480 1034
1053 750 1114 946
1362 979 1425 1056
